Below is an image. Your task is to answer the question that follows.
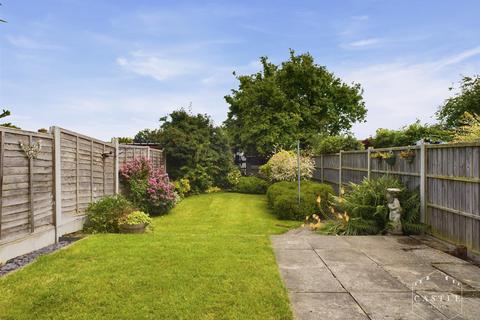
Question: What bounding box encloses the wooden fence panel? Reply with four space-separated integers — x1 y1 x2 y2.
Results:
118 145 165 171
0 128 55 242
313 142 480 253
426 144 480 253
60 129 116 217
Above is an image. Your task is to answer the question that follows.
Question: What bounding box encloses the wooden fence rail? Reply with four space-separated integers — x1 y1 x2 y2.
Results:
313 142 480 254
0 126 165 263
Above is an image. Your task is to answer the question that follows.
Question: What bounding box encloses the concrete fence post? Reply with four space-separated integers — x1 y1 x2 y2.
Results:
320 154 324 182
50 126 62 242
420 142 427 223
367 147 372 180
338 150 343 195
113 138 119 195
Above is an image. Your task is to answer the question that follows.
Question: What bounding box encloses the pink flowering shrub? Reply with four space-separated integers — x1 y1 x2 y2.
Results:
120 158 176 215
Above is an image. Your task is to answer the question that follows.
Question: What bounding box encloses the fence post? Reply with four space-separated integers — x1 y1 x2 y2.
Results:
367 147 372 180
51 126 62 242
420 143 427 223
320 154 324 182
338 151 343 194
114 138 119 195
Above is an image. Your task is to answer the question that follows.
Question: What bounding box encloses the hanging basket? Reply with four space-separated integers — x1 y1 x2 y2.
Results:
385 156 396 166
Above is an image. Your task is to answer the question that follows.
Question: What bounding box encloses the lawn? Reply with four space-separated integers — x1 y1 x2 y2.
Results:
0 193 300 320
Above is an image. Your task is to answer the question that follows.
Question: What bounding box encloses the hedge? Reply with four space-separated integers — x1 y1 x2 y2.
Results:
234 176 269 194
266 181 334 220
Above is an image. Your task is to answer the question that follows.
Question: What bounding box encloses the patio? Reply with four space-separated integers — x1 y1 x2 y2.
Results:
272 229 480 320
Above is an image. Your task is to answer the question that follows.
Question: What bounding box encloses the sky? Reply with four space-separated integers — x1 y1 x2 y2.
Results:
1 0 480 141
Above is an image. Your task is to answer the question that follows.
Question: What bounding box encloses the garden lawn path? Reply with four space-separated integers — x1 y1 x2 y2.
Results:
0 193 300 320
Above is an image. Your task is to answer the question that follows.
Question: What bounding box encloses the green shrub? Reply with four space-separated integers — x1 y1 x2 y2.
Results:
323 176 426 235
310 135 363 154
173 178 191 198
182 165 213 194
234 176 269 194
267 181 334 220
226 168 242 188
118 210 152 226
84 195 134 233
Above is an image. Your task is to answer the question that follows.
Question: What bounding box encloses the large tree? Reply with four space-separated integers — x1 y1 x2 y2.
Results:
437 75 480 128
224 50 367 156
133 109 234 192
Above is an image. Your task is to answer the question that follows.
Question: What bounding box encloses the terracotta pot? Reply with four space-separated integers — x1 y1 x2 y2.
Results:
119 223 146 234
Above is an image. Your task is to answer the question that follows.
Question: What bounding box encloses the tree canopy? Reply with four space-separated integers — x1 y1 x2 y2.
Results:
224 50 367 157
437 76 480 128
133 109 234 192
0 109 19 129
368 121 453 148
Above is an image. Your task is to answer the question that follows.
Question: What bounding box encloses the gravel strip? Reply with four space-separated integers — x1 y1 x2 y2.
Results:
0 240 74 276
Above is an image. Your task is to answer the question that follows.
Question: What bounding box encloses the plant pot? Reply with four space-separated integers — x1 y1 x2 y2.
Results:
406 156 415 164
385 157 396 166
119 223 146 234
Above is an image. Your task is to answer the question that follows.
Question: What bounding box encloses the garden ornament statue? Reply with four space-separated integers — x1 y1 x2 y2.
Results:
386 188 403 235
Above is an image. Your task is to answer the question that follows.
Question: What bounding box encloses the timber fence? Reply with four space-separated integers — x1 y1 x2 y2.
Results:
313 142 480 254
0 126 165 262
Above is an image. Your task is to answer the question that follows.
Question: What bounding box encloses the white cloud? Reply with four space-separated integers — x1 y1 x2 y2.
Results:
433 46 480 69
347 38 381 48
117 51 201 81
352 15 369 21
5 35 64 50
340 48 480 138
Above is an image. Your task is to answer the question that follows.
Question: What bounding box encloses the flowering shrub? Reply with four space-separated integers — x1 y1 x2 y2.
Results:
120 158 176 215
260 150 314 182
226 168 242 188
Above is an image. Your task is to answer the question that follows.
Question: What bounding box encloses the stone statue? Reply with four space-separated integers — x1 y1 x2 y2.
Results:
387 188 403 235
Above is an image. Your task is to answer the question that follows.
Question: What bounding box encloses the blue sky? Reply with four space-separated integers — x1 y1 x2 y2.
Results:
1 0 479 140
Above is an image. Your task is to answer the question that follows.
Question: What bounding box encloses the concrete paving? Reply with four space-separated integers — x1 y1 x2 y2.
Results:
271 230 480 320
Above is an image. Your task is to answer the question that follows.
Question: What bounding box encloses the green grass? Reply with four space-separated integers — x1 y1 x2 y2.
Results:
0 193 300 320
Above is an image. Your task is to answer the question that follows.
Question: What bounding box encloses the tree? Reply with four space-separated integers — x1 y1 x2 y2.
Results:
117 137 133 144
133 109 234 192
134 129 161 143
437 76 480 128
310 135 363 154
0 109 19 129
370 121 453 148
453 112 480 143
224 50 367 157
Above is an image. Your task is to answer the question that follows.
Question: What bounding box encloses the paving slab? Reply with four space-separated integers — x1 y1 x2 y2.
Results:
358 247 421 265
279 265 345 293
344 235 427 250
351 291 449 320
314 248 376 266
329 263 409 292
270 235 312 250
383 264 460 291
271 232 480 319
289 293 368 320
410 248 469 265
274 249 326 269
304 235 353 249
416 290 480 320
432 263 480 290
